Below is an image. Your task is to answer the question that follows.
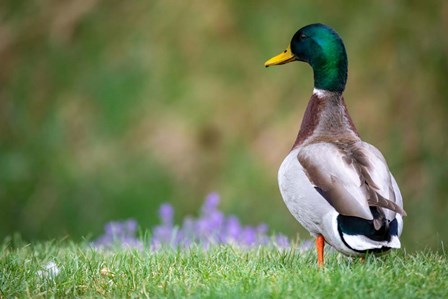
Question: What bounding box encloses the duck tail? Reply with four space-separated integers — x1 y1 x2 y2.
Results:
337 207 400 253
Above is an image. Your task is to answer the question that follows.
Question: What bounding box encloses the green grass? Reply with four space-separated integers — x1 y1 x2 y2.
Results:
2 240 447 298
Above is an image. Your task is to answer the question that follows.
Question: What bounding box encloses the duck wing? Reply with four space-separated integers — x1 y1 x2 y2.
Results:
351 142 406 216
297 141 405 221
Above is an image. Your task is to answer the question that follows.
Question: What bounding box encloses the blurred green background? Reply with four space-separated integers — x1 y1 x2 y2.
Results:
1 0 447 251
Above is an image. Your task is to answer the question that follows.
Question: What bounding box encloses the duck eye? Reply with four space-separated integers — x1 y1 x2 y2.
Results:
300 33 307 39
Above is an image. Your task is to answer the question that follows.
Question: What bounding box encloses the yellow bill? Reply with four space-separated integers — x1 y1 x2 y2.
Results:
264 46 296 67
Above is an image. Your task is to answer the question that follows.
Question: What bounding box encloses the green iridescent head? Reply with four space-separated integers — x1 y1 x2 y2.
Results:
265 23 348 92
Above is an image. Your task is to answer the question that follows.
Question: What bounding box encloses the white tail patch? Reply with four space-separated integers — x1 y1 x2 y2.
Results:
342 234 401 251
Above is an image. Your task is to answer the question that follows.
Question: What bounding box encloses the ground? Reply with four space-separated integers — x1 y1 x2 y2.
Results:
1 240 447 298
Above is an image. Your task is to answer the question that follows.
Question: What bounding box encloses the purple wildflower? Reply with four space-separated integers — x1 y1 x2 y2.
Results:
93 192 293 251
92 218 142 249
256 223 268 235
159 203 174 226
299 239 314 252
223 215 241 243
105 221 123 237
125 219 138 233
202 192 220 215
240 227 257 246
151 203 177 249
274 233 290 249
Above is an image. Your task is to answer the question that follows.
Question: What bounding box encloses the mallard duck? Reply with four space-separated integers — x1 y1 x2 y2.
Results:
265 23 406 266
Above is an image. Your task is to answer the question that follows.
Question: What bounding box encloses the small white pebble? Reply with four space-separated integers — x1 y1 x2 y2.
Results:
37 261 60 278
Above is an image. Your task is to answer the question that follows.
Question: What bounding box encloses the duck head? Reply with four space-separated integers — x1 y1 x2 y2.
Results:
265 23 348 93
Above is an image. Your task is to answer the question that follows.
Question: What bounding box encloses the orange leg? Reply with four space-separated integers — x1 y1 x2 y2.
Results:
316 234 325 267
